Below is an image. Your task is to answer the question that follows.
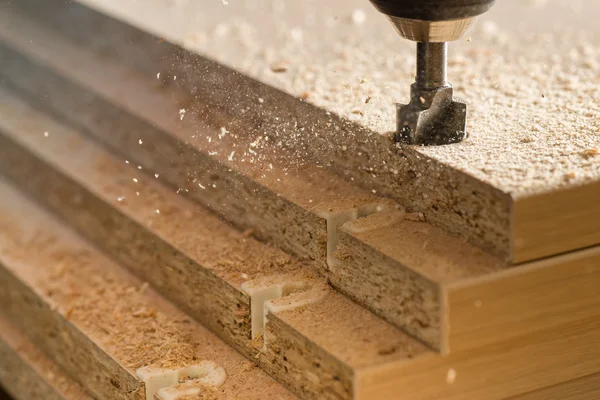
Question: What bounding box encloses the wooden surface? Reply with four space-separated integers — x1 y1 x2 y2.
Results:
446 245 600 353
0 1 599 399
357 316 600 400
2 81 598 398
507 372 600 400
513 183 600 263
39 0 599 263
0 6 441 355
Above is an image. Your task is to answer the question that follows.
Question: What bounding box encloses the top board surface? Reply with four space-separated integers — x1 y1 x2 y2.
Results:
77 0 600 197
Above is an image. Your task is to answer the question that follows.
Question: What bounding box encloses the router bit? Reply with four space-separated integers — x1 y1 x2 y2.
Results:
368 0 496 145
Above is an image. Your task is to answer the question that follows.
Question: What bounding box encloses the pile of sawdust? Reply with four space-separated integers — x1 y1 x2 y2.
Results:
28 237 201 370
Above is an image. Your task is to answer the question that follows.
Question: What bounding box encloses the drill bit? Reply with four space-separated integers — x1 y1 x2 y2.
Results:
396 42 467 145
368 0 496 146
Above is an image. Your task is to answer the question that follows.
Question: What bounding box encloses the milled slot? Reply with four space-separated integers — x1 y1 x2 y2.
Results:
241 278 312 339
323 201 400 270
156 387 201 400
136 361 226 400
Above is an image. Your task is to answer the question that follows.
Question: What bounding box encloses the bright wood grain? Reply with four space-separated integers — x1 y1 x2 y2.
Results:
507 372 600 400
444 246 600 353
357 316 600 400
513 184 600 263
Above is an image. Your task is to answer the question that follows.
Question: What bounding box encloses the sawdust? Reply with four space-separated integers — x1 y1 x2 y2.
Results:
16 238 208 371
0 180 295 399
95 152 302 287
78 0 600 197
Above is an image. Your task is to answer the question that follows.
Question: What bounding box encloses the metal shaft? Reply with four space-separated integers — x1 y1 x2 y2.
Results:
415 42 448 89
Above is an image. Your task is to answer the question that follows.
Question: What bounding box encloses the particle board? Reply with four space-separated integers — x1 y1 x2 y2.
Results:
0 314 91 400
7 0 599 263
336 211 502 351
0 179 296 400
0 5 394 276
0 10 445 348
6 6 596 368
0 87 430 400
337 210 600 353
1 86 598 399
0 73 484 357
0 10 597 400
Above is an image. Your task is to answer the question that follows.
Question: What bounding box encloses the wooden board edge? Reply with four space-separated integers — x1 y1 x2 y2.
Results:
506 371 600 400
512 180 600 263
355 316 600 400
446 245 600 353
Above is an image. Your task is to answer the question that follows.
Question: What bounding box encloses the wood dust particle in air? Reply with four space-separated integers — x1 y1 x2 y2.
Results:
270 62 289 73
446 368 457 384
352 9 367 25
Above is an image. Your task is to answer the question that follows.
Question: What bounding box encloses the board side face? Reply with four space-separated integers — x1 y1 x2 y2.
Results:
355 316 600 400
505 372 600 400
512 181 600 263
445 246 600 353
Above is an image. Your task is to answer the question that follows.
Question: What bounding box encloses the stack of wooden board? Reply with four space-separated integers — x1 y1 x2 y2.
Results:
0 0 598 399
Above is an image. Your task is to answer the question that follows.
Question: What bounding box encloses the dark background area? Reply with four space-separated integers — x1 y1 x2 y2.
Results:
0 385 12 400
